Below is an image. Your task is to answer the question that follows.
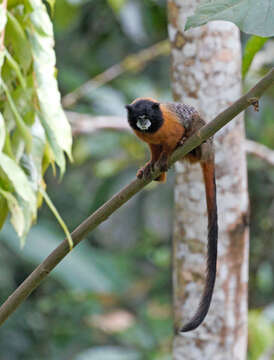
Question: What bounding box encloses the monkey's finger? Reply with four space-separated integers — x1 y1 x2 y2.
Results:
143 164 152 179
136 168 144 179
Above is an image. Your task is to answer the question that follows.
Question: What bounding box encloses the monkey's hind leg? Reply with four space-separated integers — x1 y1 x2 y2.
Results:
137 144 163 181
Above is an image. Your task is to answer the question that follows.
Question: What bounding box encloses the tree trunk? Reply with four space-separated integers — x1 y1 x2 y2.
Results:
168 1 249 359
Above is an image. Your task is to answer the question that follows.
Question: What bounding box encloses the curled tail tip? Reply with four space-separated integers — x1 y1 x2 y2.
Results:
180 318 203 333
179 293 215 333
180 325 195 333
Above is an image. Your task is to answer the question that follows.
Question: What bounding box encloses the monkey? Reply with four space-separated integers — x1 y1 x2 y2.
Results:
126 97 218 332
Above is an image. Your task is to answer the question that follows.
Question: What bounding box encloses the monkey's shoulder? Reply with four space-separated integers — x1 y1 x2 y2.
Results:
164 102 205 132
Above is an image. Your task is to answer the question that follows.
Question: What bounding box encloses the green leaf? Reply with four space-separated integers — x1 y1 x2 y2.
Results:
4 48 26 88
0 50 4 74
107 0 127 13
242 36 268 78
0 112 5 152
0 152 36 215
6 10 32 73
1 81 32 153
0 188 25 238
18 197 35 246
45 0 55 14
185 0 274 37
26 120 46 187
3 74 35 127
0 195 8 230
248 310 274 360
7 0 23 9
27 0 72 173
0 1 71 241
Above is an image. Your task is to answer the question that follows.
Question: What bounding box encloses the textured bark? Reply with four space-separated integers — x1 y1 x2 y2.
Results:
168 1 249 359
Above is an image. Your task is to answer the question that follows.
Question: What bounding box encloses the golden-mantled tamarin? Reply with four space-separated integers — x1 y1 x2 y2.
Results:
126 97 218 332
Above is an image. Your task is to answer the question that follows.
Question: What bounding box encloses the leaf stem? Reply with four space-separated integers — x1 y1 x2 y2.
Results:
39 186 73 251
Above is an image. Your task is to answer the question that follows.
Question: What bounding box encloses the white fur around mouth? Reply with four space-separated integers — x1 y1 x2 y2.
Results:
137 117 151 130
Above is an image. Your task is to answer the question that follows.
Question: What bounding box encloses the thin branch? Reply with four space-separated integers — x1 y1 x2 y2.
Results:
67 112 128 136
62 40 170 108
0 67 273 327
67 113 274 166
245 139 274 166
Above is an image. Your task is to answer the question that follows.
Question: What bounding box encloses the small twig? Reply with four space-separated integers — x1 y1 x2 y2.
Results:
248 97 259 112
245 139 274 166
0 67 273 327
67 112 128 136
62 40 170 108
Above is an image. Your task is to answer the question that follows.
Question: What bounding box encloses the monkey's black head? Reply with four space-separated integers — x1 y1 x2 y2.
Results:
126 98 163 133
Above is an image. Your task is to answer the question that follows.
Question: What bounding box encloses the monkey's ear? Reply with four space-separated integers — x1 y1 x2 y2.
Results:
125 104 132 112
152 102 160 110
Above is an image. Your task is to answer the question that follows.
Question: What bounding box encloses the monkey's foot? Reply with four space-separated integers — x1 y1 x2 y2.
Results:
156 156 168 173
136 161 154 180
155 172 166 182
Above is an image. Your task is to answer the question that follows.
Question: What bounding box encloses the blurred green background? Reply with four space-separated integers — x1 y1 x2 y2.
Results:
0 1 274 359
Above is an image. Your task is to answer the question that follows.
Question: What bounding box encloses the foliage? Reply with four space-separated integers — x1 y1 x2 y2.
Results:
248 310 274 360
242 36 268 78
0 0 72 244
185 0 274 37
0 0 273 359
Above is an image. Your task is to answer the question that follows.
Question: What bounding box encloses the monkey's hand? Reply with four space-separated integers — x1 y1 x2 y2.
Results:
136 160 155 180
178 136 187 147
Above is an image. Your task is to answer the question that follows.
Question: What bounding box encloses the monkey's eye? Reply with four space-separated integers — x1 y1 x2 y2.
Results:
136 115 151 131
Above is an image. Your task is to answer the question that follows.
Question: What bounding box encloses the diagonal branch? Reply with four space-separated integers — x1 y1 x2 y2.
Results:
0 67 273 327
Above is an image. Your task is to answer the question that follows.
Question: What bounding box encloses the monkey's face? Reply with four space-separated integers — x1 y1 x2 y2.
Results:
126 98 163 133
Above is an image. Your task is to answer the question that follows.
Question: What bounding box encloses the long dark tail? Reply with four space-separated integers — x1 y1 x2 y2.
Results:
180 160 218 332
